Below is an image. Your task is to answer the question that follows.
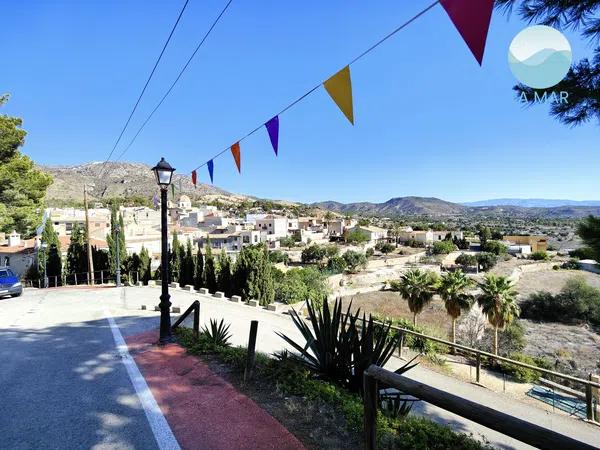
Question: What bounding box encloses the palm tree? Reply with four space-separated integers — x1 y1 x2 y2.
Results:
477 275 520 355
390 269 439 326
438 270 474 344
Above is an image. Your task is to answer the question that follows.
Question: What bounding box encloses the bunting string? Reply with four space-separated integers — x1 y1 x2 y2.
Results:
191 0 493 182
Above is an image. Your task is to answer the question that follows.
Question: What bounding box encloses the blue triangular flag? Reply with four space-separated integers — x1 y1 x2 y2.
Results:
207 160 214 183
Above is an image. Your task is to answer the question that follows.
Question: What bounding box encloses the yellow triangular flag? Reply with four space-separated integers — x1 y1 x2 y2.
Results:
323 65 354 125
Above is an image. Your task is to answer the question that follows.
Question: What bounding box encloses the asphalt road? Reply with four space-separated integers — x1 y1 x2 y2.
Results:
0 287 162 450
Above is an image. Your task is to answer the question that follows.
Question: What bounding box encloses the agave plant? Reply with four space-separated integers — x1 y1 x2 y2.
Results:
278 297 418 394
201 318 232 347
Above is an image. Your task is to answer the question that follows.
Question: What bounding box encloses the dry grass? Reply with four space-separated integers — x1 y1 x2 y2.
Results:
340 291 452 338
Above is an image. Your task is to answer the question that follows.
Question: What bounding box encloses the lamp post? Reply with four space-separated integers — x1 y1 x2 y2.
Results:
151 157 176 344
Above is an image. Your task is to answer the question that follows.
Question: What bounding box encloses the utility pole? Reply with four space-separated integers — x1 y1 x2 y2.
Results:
84 185 95 284
115 224 121 287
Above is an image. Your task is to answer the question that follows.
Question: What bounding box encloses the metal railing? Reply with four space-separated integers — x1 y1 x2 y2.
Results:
362 364 598 450
171 300 200 338
343 313 600 422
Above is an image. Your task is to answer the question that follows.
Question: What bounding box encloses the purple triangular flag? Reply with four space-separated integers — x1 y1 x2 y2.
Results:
207 159 214 184
265 116 279 156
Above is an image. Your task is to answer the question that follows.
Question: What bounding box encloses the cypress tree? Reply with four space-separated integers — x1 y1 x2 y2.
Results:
203 244 218 293
139 246 151 284
66 223 87 276
39 219 61 282
232 244 275 305
169 232 181 284
107 206 127 276
217 249 233 297
194 244 204 289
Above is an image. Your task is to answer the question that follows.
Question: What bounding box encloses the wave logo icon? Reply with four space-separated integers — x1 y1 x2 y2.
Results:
508 25 572 89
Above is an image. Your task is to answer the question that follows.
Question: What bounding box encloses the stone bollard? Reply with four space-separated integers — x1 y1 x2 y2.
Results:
213 291 225 299
141 305 147 310
169 282 180 289
183 285 196 292
267 303 281 312
197 288 208 295
154 306 160 311
230 295 242 304
136 281 143 287
148 280 156 287
172 306 181 314
248 300 259 307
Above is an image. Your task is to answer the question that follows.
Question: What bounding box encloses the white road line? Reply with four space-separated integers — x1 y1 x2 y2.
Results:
105 311 181 450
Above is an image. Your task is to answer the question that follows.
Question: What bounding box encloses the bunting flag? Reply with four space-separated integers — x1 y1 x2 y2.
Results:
440 0 494 65
230 142 241 173
323 65 354 125
207 159 214 183
191 170 197 187
265 116 279 156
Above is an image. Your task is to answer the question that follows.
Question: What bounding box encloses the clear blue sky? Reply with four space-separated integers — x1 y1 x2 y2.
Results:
2 0 597 204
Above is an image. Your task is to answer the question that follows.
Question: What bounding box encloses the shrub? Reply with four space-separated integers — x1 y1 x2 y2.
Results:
482 241 508 255
326 255 348 274
453 236 470 250
343 250 368 273
366 248 375 258
456 253 477 268
301 244 326 264
376 242 395 254
480 322 526 356
276 267 328 306
269 250 289 264
499 352 545 383
280 236 299 248
530 251 549 261
562 259 580 270
344 229 370 244
569 247 595 260
476 252 498 271
520 277 600 325
432 240 457 255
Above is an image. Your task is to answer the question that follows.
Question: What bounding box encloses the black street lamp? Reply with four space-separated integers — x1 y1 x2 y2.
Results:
151 157 176 344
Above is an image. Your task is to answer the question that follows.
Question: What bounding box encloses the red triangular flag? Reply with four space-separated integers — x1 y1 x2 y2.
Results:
230 142 241 173
191 170 197 187
440 0 494 65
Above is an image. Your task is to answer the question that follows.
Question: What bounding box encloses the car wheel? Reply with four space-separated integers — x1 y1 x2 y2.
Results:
10 293 21 298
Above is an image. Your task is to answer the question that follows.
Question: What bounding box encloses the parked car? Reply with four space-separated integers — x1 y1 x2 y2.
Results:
0 267 23 298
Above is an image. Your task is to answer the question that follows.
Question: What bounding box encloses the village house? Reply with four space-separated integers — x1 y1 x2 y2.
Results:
0 231 37 277
504 235 548 253
327 218 357 236
255 215 289 239
347 225 388 244
44 207 111 240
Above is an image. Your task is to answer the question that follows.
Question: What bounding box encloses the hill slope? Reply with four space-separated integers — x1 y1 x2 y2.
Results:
312 197 468 216
41 162 233 204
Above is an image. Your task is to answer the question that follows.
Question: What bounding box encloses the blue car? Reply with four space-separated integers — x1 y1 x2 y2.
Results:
0 267 23 298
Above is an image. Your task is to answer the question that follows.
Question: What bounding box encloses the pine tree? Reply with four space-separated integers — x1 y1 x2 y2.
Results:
194 244 204 289
203 244 218 293
217 250 233 297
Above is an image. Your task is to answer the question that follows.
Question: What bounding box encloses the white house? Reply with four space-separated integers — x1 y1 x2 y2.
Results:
255 215 288 239
0 232 37 277
347 225 388 244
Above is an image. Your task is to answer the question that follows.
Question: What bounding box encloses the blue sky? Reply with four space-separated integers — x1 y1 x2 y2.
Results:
2 0 598 204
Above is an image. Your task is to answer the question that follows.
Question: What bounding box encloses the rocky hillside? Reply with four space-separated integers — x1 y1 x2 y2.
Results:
313 197 468 216
40 162 240 204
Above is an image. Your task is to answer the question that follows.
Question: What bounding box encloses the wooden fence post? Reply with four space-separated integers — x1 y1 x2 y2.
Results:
244 320 258 382
476 353 481 384
74 273 78 286
363 368 378 450
586 373 594 421
193 302 200 339
398 332 404 359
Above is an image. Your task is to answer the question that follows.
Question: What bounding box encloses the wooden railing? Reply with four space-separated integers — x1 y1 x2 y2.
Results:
343 313 600 422
363 364 598 450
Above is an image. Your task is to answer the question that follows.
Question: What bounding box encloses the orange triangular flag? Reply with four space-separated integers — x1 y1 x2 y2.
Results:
323 65 354 125
230 142 241 173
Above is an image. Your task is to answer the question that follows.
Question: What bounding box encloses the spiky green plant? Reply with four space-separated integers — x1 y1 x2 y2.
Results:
201 318 232 347
278 298 418 395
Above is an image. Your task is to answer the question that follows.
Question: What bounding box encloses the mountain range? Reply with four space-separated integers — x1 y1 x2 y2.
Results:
40 162 600 218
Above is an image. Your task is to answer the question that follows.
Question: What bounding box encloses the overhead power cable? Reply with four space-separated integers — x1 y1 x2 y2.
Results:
190 0 440 173
97 0 191 179
113 0 234 163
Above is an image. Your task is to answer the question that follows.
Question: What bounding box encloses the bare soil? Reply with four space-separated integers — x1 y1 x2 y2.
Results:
515 269 600 298
341 291 452 338
199 354 361 450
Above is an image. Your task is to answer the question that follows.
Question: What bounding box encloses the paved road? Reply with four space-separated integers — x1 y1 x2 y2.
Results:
1 286 598 449
0 287 163 450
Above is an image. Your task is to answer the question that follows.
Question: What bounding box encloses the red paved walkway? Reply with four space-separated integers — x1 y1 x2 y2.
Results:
126 331 306 450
